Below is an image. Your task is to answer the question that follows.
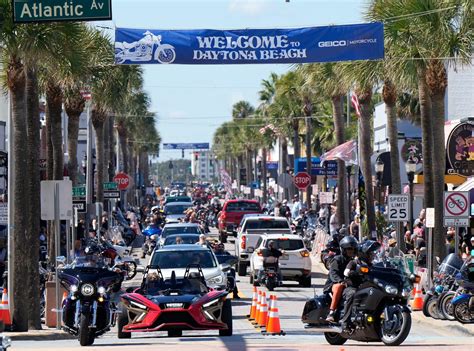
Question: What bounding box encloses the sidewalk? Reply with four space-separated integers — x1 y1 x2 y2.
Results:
411 311 474 337
3 327 75 341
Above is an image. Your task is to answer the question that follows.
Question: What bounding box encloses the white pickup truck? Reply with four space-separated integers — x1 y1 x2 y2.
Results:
234 215 292 276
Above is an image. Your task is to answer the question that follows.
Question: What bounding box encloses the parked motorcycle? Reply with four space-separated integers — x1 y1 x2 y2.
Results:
59 254 135 346
302 257 418 346
451 256 474 324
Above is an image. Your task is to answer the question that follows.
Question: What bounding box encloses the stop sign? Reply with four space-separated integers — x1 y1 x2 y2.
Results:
113 172 131 191
293 172 311 190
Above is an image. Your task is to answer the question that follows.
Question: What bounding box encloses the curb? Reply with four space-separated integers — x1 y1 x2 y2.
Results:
412 312 474 337
3 330 76 341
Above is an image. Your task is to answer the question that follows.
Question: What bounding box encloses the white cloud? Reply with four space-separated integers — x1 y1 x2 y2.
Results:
228 0 270 16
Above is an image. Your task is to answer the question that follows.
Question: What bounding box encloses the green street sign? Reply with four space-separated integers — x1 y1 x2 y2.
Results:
72 186 86 198
13 0 112 23
103 182 118 190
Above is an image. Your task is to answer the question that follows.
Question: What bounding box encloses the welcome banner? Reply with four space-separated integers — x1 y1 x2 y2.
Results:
115 22 384 65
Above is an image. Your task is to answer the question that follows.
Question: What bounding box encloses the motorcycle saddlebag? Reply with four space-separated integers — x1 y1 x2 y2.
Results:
301 295 330 325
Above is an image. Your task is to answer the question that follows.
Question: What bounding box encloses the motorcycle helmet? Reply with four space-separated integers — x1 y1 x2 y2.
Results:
339 236 358 257
358 240 381 265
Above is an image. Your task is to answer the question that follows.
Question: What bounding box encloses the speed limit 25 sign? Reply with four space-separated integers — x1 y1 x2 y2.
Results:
387 195 410 222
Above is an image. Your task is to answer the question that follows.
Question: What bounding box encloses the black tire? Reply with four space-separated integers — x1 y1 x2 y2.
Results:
380 311 411 346
422 294 432 317
79 313 95 346
439 291 456 321
453 301 473 324
237 261 247 276
300 275 312 288
168 330 183 337
249 274 254 284
117 305 131 339
423 295 439 319
266 279 275 291
219 299 233 336
219 232 227 244
324 332 347 345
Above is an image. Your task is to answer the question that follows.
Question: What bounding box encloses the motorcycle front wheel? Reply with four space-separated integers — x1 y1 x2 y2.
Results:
453 301 474 324
324 332 347 345
79 312 95 346
438 291 456 321
265 279 275 291
380 309 411 346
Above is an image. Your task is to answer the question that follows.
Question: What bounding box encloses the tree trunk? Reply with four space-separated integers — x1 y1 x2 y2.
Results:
46 82 63 261
64 93 85 186
417 68 434 210
383 80 401 195
25 66 41 329
358 90 377 236
108 117 116 180
103 115 110 182
262 147 267 204
143 152 150 187
426 60 447 262
281 137 289 200
7 57 29 331
246 148 252 198
305 116 312 207
127 143 135 205
332 96 346 226
91 109 106 203
117 123 128 173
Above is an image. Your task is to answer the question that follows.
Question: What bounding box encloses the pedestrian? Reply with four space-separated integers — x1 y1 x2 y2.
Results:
291 194 302 219
349 215 360 239
329 206 339 235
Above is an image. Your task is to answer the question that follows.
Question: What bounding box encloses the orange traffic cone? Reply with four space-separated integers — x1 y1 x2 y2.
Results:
249 286 258 320
411 284 423 311
258 292 268 328
264 295 284 335
0 288 12 327
252 290 262 325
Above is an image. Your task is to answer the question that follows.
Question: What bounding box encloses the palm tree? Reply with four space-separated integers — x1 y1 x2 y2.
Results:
232 100 254 119
369 0 473 258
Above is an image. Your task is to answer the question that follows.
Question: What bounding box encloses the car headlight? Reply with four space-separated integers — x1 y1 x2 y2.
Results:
98 286 106 295
207 274 224 285
81 283 95 296
203 298 220 308
385 285 398 295
70 284 78 293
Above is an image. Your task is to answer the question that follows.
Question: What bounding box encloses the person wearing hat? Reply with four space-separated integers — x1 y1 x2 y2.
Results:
196 234 207 247
387 238 402 258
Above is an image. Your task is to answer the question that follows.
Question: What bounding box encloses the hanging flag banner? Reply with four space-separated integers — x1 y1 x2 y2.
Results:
115 22 384 65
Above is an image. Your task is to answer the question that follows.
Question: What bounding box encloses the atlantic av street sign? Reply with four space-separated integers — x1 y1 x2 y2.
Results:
13 0 112 23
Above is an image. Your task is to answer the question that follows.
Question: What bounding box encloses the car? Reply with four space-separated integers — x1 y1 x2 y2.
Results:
163 234 201 246
217 199 262 243
159 223 202 246
235 216 292 276
249 234 312 287
164 202 193 223
164 196 193 204
148 245 229 290
118 265 232 338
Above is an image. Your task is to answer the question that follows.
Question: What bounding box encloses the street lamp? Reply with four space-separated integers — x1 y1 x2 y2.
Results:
405 158 416 231
375 159 384 211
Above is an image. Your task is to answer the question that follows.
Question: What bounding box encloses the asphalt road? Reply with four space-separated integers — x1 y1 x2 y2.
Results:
9 228 474 351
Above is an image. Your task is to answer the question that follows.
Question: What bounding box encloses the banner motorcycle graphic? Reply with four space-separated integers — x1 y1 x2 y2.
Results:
115 22 384 65
446 121 474 177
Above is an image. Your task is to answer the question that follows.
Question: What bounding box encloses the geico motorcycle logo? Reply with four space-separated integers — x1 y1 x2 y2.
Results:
318 40 347 48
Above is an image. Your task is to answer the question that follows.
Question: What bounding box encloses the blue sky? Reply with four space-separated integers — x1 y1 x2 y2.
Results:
109 0 365 160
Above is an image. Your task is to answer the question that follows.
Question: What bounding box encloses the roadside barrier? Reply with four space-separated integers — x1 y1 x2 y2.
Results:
411 283 423 311
0 288 12 328
248 286 258 320
257 292 268 328
252 290 262 325
262 294 285 336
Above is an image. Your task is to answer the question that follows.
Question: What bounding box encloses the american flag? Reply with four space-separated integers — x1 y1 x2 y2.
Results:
351 93 361 118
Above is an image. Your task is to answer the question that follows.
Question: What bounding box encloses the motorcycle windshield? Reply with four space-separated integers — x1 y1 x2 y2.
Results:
438 254 464 275
371 258 411 291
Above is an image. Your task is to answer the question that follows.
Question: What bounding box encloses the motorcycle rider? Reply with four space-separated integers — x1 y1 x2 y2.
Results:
279 200 291 218
324 236 358 323
260 240 285 284
339 240 382 326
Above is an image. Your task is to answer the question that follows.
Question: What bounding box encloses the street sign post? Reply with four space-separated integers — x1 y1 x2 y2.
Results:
113 173 131 191
72 200 86 213
387 194 410 222
293 172 311 190
13 0 112 23
444 191 469 227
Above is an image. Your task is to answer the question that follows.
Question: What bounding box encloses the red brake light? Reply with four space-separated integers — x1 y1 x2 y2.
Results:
241 235 246 249
257 249 263 256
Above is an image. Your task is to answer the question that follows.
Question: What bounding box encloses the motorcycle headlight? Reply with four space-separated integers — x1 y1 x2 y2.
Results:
207 274 224 285
98 286 106 295
385 285 398 295
81 283 95 296
70 284 78 293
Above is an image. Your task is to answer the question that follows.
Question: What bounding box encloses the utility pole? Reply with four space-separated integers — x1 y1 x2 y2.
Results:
85 102 93 232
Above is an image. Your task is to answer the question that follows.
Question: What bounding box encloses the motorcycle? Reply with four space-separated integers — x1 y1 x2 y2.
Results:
451 256 474 324
302 257 418 346
423 253 463 319
59 255 135 346
256 258 281 291
115 31 176 64
141 225 161 258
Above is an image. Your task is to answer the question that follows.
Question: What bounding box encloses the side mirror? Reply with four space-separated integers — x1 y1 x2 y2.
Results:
219 263 231 272
136 265 145 273
247 247 255 253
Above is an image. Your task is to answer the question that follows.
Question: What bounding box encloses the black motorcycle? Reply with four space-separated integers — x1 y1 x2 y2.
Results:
302 257 418 346
59 256 134 346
